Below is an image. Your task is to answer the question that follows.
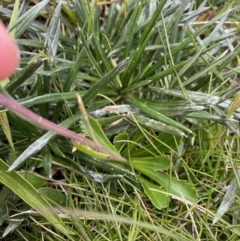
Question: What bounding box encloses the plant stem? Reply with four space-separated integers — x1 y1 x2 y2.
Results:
0 93 126 162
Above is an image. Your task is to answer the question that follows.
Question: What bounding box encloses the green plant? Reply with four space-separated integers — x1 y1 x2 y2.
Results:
0 0 240 240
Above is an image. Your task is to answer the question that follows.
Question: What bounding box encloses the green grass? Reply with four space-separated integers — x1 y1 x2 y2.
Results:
0 0 240 240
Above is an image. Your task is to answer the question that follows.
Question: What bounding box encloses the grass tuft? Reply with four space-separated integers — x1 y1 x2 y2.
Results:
0 0 240 240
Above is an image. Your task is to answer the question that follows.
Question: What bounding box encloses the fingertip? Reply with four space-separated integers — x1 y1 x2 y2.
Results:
0 21 20 80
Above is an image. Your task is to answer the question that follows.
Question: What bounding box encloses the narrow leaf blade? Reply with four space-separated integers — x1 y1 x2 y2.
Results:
0 159 71 235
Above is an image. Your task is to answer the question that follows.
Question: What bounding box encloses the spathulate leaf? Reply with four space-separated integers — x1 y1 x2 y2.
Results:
130 133 182 157
18 171 46 189
131 156 171 171
134 166 197 203
39 187 66 206
138 176 170 210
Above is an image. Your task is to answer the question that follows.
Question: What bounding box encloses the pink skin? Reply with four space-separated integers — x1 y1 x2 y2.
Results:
0 21 20 80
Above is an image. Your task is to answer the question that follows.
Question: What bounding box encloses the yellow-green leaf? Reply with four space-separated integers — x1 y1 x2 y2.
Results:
72 141 109 159
0 159 71 235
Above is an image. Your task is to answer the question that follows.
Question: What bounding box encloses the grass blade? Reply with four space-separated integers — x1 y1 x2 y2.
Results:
0 159 72 236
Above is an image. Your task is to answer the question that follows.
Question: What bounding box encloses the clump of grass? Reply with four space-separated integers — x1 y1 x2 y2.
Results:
0 0 240 240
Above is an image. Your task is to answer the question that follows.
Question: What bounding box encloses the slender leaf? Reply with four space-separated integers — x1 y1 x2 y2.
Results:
83 57 130 103
9 0 50 38
0 159 71 235
44 1 61 61
213 170 240 225
126 96 193 135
